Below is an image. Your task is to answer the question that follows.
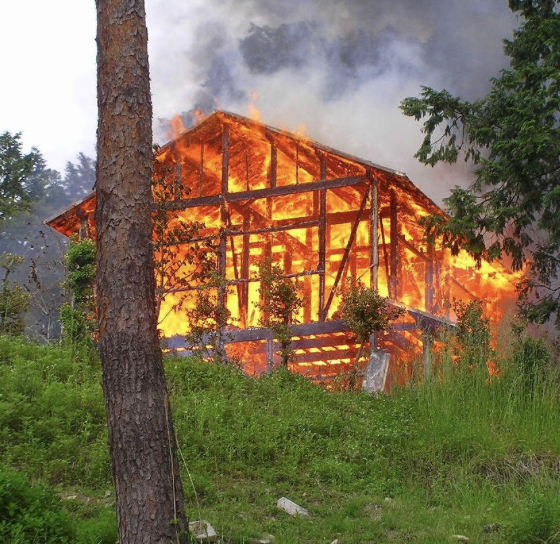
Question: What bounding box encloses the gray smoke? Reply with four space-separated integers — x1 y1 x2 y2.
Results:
147 0 517 202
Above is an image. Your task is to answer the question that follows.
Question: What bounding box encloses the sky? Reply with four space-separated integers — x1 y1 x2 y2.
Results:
0 0 518 205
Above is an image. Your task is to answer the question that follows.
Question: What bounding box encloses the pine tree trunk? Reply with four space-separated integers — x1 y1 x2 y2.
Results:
95 1 188 542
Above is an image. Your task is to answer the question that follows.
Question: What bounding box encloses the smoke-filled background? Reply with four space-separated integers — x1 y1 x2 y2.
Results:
148 0 517 200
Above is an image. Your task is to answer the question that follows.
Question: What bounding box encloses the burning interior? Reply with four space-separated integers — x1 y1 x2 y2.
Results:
47 111 520 387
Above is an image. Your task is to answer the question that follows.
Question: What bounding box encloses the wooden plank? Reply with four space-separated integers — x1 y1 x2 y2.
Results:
397 234 429 262
390 189 398 299
159 175 368 211
318 187 327 321
222 126 229 194
380 217 391 291
227 219 319 238
323 189 369 317
270 142 277 188
426 243 435 312
370 174 379 289
241 214 250 327
227 175 367 203
199 140 204 197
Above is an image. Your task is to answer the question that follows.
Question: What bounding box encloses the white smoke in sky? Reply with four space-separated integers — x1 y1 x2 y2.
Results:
145 0 518 204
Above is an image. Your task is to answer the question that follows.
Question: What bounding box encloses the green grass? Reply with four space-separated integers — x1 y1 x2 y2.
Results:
0 333 559 543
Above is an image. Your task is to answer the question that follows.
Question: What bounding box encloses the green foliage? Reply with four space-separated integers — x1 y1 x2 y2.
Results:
255 257 305 367
0 253 30 335
339 280 405 388
184 273 233 364
453 299 493 368
0 467 75 543
61 238 97 346
0 132 45 222
401 3 560 326
64 238 96 304
341 280 405 344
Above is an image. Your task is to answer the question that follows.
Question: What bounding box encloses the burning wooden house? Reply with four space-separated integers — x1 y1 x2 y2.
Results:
47 111 519 386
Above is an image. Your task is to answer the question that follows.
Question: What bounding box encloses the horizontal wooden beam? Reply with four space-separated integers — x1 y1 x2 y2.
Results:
160 175 369 211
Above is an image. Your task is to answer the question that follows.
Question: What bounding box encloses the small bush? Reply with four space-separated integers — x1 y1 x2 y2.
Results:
0 466 75 543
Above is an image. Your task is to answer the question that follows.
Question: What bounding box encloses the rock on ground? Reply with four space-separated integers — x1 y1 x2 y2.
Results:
189 520 218 542
277 497 309 516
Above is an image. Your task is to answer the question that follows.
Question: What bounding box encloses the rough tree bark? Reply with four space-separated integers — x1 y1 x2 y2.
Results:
95 1 188 542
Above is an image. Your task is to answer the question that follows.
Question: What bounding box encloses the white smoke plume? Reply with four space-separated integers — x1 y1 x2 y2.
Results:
146 0 517 204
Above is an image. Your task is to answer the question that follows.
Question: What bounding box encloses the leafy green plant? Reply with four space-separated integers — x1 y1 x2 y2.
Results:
452 299 493 370
60 237 96 346
184 272 233 364
255 256 305 367
340 279 405 387
0 467 75 543
0 253 30 335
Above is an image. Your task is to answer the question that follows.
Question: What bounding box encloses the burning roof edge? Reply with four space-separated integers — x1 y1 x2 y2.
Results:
46 109 447 232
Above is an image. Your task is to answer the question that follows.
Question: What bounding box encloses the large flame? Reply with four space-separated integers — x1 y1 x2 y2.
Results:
47 111 523 385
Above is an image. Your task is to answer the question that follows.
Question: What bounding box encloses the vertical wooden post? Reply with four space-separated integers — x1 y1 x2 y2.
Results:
390 189 398 299
218 126 230 358
270 141 277 188
304 229 313 323
318 155 327 321
241 214 250 328
222 126 229 195
426 243 435 312
174 161 182 200
199 140 204 197
369 174 379 290
295 142 300 184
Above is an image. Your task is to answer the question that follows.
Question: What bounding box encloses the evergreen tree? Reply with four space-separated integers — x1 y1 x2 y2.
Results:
401 1 560 326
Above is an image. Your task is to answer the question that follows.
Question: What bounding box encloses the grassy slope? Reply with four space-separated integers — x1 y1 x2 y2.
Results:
0 335 559 543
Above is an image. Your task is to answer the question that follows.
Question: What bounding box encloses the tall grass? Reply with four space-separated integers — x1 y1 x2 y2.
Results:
0 328 559 543
411 330 560 463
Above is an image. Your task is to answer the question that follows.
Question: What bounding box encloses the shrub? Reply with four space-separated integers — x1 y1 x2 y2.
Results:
0 466 75 543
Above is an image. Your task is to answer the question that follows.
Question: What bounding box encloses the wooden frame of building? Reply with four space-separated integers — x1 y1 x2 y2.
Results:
47 111 518 386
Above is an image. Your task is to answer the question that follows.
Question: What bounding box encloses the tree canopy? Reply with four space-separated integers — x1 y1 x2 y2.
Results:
401 0 560 326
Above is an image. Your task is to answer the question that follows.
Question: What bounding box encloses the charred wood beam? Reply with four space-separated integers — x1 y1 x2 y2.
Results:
426 244 435 313
323 189 369 317
228 202 315 261
241 214 250 327
318 188 327 321
199 140 204 197
369 173 379 289
397 234 429 262
222 126 229 194
163 319 417 350
227 219 320 238
270 142 277 188
159 269 322 296
224 206 243 319
390 189 398 299
380 217 391 288
161 175 368 211
217 127 230 356
295 349 356 365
